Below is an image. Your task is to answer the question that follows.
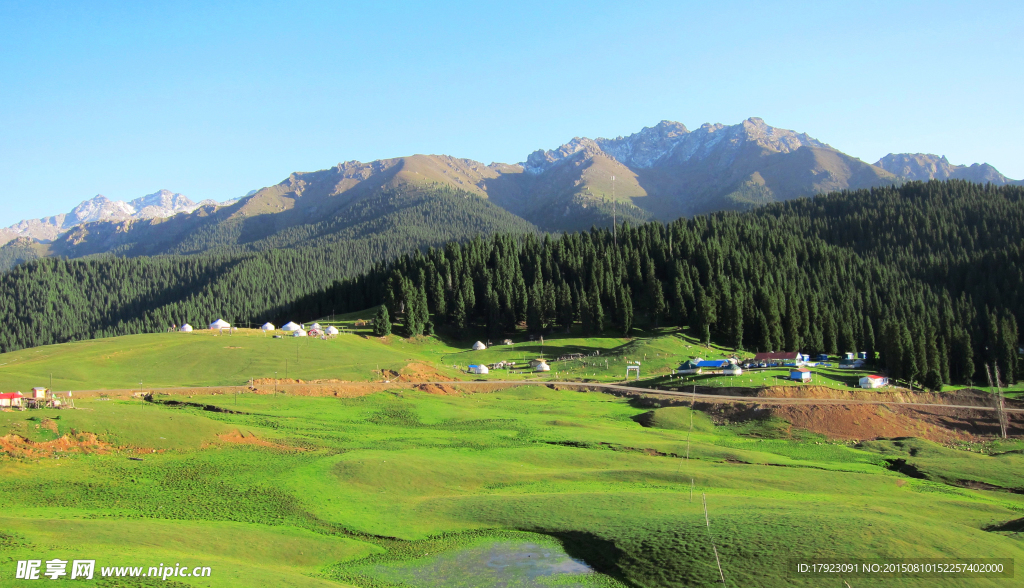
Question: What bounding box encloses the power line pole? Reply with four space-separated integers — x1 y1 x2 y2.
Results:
702 493 726 585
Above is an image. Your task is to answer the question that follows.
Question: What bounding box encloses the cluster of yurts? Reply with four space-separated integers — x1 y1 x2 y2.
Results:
177 319 339 337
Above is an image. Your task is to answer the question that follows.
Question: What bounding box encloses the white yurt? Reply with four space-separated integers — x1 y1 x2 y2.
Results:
310 323 322 331
293 329 307 337
723 365 743 376
325 326 339 335
468 364 489 374
179 324 193 332
260 322 275 332
472 341 486 350
281 321 301 332
209 319 230 330
534 361 551 372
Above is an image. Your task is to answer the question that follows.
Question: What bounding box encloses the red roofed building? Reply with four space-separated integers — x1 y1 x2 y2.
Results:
789 367 811 382
753 351 803 365
0 392 24 408
859 375 888 389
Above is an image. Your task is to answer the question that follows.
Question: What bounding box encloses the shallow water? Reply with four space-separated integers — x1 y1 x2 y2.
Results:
361 539 594 587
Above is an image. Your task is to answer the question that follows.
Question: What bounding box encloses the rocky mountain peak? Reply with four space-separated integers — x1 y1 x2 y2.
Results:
523 137 604 174
874 153 1019 185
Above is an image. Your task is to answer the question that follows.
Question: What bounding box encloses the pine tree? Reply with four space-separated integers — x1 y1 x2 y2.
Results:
373 305 391 337
618 285 634 336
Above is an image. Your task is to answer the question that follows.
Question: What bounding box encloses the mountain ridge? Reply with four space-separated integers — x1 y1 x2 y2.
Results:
0 189 239 246
2 117 1019 270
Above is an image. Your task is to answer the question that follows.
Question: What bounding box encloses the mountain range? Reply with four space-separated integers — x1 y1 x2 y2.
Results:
0 190 240 247
1 117 1019 271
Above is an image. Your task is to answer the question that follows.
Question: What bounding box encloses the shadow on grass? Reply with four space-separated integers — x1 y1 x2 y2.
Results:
545 530 640 588
985 517 1024 533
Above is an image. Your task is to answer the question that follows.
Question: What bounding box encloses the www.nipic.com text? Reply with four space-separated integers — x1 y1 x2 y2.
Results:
15 559 212 580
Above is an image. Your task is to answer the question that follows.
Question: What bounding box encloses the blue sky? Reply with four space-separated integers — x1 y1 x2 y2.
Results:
1 1 1021 225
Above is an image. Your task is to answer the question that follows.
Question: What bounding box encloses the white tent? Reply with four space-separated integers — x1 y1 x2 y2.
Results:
325 326 339 335
723 366 743 376
260 322 275 331
468 364 489 374
472 341 486 350
281 321 301 332
310 323 322 331
209 319 230 330
534 361 551 372
293 329 307 337
179 324 193 332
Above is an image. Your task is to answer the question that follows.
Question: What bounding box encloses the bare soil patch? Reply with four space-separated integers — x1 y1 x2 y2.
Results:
215 430 303 451
1 432 116 458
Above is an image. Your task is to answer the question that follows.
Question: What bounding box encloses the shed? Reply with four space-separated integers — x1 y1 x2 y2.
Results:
468 364 489 375
0 392 23 408
752 351 803 365
859 375 888 389
281 322 301 332
180 324 193 332
209 319 230 330
31 387 48 400
534 361 551 372
325 326 339 335
472 341 486 350
815 354 829 361
839 359 865 369
723 365 743 376
790 368 811 382
293 329 307 337
260 322 275 331
674 360 702 375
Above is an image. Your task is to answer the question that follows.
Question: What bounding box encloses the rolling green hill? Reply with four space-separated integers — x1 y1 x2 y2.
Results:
1 382 1021 587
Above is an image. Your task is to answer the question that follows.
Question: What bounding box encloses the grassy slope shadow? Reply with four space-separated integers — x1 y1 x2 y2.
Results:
544 530 639 587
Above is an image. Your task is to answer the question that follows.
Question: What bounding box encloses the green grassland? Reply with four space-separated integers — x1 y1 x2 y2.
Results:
1 383 1022 587
0 311 901 394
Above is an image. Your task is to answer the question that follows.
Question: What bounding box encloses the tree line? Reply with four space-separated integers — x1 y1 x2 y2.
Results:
323 180 1022 387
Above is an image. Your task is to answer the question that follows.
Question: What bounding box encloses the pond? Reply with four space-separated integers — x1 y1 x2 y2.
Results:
354 537 597 587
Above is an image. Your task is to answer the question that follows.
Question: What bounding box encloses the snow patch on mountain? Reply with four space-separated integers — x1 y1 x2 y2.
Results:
523 117 830 174
0 190 234 246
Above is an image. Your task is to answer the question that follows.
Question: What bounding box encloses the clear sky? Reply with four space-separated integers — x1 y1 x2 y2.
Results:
1 0 1021 226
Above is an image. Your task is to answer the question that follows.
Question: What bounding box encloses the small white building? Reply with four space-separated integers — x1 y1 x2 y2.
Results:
260 322 275 332
179 324 193 332
859 375 888 389
472 341 486 350
209 319 230 330
281 322 301 332
790 368 811 382
293 329 307 337
325 326 339 335
468 364 489 374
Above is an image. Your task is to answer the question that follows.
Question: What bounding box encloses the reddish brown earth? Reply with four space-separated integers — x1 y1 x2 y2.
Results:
1 432 115 458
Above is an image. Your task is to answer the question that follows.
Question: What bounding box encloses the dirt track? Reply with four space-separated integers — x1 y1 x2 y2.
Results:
21 379 1023 442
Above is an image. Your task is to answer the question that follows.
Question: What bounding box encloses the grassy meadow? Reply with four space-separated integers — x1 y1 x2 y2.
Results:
0 309 902 394
1 382 1022 587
